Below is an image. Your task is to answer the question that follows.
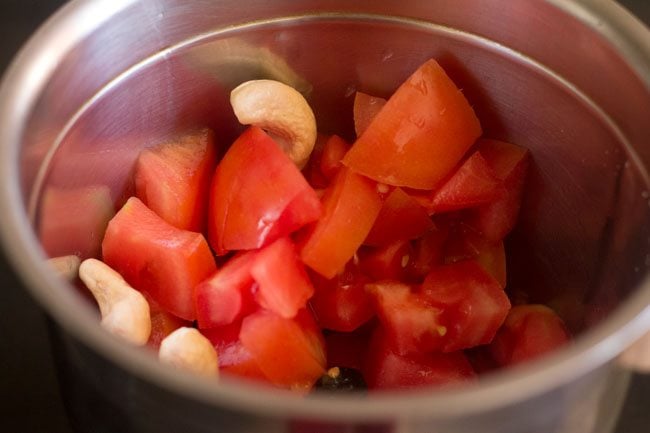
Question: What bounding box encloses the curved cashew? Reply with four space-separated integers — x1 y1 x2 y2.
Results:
47 255 81 281
230 79 317 169
79 258 151 345
158 327 219 377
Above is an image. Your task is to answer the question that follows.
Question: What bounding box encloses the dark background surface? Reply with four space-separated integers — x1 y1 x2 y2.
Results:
1 1 650 432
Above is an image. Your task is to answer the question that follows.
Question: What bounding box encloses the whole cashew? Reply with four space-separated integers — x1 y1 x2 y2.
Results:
158 327 219 377
79 258 151 345
47 255 81 281
230 79 317 169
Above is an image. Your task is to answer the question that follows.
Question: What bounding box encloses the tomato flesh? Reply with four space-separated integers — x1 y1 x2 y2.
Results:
299 167 383 278
319 135 350 181
364 327 476 390
309 261 375 332
194 251 257 328
102 197 216 320
135 128 217 232
467 139 530 241
250 237 314 319
359 240 413 281
343 59 482 189
367 282 445 355
239 309 326 392
146 294 190 349
201 321 268 381
364 187 434 246
444 223 507 287
421 261 510 352
208 126 321 254
421 151 502 213
490 305 570 366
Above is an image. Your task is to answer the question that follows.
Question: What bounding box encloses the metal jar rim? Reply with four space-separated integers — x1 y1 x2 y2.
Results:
1 0 650 421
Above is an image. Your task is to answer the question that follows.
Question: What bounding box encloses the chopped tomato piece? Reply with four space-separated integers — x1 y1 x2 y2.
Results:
364 327 476 390
467 139 529 241
359 240 413 281
299 167 383 278
444 223 506 287
310 261 375 332
208 126 321 254
134 128 217 231
420 151 502 213
148 311 189 349
319 135 350 180
39 185 115 260
201 321 268 381
146 295 190 349
353 91 387 138
421 261 510 352
367 282 445 355
302 134 331 189
364 187 434 246
490 305 570 366
240 309 326 392
102 197 217 320
405 226 450 282
194 251 257 328
343 59 482 189
250 237 314 319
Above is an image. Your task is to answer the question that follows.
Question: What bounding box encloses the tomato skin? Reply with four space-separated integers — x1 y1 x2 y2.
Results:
364 187 434 246
359 240 413 281
201 321 268 381
309 262 375 332
421 261 511 352
135 128 217 232
490 305 570 366
208 126 321 254
39 185 115 260
194 251 257 329
444 223 507 287
239 309 326 392
367 282 445 355
343 59 482 189
319 135 350 181
353 91 387 138
299 167 383 279
467 139 530 242
420 151 502 213
250 237 314 319
102 197 217 320
364 327 476 390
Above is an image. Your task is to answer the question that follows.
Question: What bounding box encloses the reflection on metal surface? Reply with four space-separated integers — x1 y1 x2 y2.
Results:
184 37 312 95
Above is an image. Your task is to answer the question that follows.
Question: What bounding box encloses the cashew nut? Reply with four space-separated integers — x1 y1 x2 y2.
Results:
230 79 317 169
47 255 81 281
158 327 219 377
78 258 151 345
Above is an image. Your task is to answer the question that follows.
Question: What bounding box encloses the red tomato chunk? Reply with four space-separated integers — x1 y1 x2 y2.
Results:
70 57 569 393
343 59 482 189
135 128 217 232
102 197 216 321
208 126 321 254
